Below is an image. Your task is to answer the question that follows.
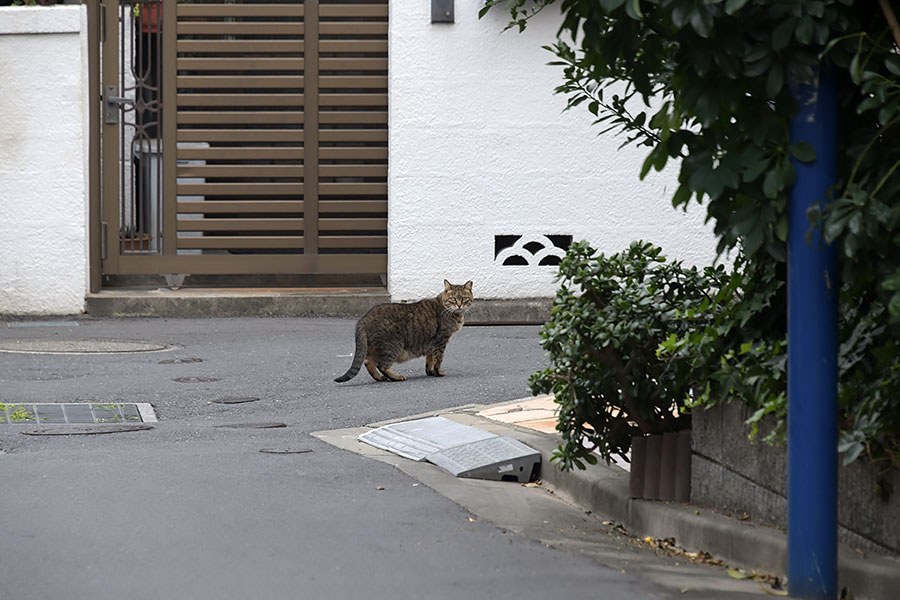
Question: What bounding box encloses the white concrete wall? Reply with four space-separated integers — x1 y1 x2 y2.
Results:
388 1 716 301
0 6 89 315
0 3 718 312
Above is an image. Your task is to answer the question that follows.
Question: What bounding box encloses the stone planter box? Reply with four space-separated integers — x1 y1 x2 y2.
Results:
630 430 692 502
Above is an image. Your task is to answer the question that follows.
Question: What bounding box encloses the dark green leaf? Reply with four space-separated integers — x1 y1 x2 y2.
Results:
744 55 774 78
725 0 749 15
625 0 643 20
640 149 657 179
671 184 692 209
884 273 900 291
789 142 816 163
795 17 814 45
691 9 714 38
599 0 627 12
850 51 862 84
886 55 900 77
772 19 796 51
776 215 789 242
743 155 772 182
763 169 782 198
889 292 900 318
824 212 852 243
671 4 691 28
716 162 740 189
878 101 898 126
858 96 882 114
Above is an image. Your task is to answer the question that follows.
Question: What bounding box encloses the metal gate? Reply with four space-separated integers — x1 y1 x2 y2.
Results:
92 0 388 281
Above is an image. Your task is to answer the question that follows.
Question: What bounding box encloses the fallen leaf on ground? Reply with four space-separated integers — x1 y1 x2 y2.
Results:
760 584 788 596
728 568 751 580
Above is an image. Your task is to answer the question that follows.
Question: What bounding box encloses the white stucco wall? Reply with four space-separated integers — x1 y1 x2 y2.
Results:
0 6 89 315
388 1 716 301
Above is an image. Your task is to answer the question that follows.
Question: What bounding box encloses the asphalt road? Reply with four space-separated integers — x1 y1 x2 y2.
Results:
0 317 716 599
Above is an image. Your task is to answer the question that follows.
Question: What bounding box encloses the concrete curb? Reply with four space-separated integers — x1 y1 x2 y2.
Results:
85 290 390 319
85 292 552 323
437 407 900 600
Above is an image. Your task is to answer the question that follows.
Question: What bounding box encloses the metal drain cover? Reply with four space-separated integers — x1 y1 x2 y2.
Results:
158 357 203 365
0 339 172 355
0 403 157 424
210 397 259 404
23 424 154 436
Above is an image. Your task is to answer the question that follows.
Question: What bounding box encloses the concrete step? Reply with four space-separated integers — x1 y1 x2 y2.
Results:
86 289 552 323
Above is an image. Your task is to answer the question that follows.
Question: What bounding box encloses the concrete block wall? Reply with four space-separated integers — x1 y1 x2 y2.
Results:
0 6 89 315
692 401 900 556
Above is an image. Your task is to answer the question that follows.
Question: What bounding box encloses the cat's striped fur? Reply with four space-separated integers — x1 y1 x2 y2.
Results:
334 280 473 382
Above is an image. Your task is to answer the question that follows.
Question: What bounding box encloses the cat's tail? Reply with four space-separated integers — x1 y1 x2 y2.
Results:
334 323 366 382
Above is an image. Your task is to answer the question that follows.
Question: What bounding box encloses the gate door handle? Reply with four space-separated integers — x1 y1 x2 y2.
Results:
104 85 134 124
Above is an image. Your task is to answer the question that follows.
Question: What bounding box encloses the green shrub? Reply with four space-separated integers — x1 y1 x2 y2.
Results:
530 240 730 470
538 239 900 473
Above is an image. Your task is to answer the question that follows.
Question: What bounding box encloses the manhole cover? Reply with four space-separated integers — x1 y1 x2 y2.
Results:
215 422 286 429
0 403 157 424
173 377 221 383
0 339 173 355
22 424 154 436
210 397 259 404
260 448 313 454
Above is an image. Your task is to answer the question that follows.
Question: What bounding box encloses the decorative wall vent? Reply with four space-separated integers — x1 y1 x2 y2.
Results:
494 235 572 266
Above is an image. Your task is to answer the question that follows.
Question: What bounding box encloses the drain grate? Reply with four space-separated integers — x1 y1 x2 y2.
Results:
6 321 80 328
0 403 157 424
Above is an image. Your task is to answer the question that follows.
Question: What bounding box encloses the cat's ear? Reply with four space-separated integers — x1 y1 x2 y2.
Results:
444 279 452 291
463 280 473 291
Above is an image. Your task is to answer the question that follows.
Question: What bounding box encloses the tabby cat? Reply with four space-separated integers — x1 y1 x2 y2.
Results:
334 280 474 382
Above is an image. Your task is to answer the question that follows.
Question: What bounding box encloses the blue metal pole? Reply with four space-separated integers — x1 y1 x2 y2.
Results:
787 67 839 599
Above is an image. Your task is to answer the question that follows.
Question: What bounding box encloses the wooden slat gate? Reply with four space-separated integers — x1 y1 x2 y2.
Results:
96 0 387 278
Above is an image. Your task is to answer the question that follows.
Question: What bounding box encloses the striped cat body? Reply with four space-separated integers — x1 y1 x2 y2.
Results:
334 280 473 382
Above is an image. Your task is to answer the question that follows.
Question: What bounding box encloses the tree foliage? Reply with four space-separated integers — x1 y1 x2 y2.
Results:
484 0 900 469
